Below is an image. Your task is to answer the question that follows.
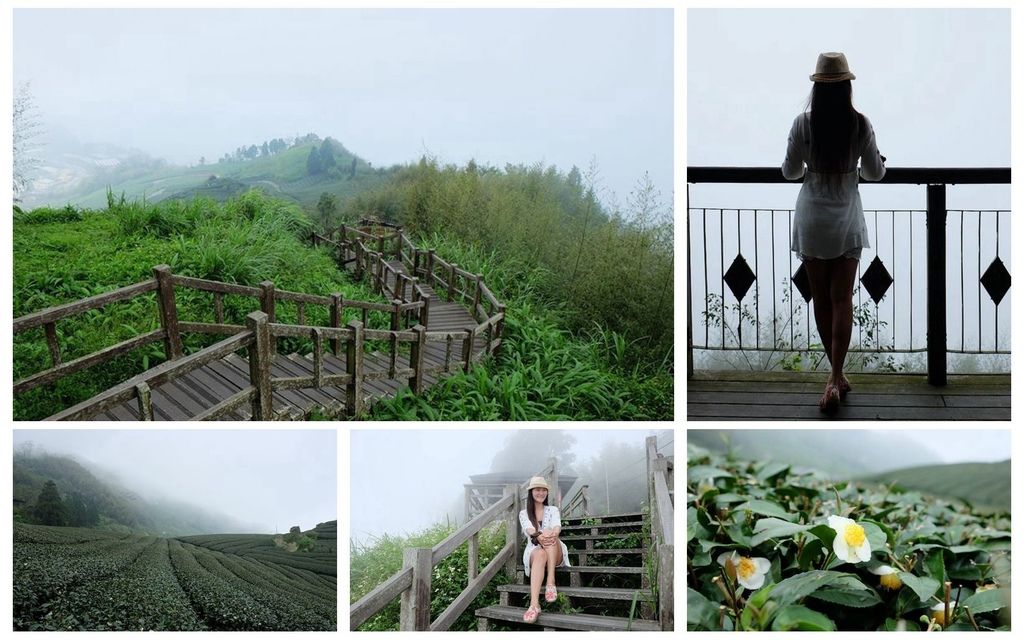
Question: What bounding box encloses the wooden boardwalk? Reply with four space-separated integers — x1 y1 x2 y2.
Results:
687 371 1011 421
87 260 481 420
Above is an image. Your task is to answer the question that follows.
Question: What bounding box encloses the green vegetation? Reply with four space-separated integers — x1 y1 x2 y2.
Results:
15 152 672 420
861 462 1011 513
350 521 511 631
687 446 1011 631
14 521 337 630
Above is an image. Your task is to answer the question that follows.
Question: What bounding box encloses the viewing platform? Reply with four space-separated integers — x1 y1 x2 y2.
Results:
687 166 1011 421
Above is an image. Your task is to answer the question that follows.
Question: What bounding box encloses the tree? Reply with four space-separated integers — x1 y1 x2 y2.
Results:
317 191 337 229
33 480 69 526
307 148 322 175
261 141 270 157
199 156 206 165
350 157 358 179
13 82 43 204
319 139 337 171
67 491 100 527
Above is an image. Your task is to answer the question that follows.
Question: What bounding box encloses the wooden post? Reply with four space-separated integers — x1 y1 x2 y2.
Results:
548 456 560 508
330 294 344 356
260 280 276 355
494 304 506 356
135 382 153 421
399 547 433 631
395 227 403 259
659 543 675 631
413 248 421 277
472 274 483 319
463 328 475 373
246 311 273 420
427 249 436 285
214 291 224 324
153 265 183 360
312 328 324 387
468 532 479 580
421 294 432 328
505 484 519 578
409 325 427 393
44 322 62 367
448 263 458 301
345 320 365 417
464 485 472 521
377 232 385 256
355 242 364 280
391 300 401 332
926 183 947 386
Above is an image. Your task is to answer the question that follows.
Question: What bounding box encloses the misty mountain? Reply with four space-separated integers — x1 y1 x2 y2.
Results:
860 460 1010 512
21 132 389 214
13 448 250 535
687 429 945 478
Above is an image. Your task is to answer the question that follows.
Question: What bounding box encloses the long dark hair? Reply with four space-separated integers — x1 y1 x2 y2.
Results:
527 487 549 534
808 80 865 194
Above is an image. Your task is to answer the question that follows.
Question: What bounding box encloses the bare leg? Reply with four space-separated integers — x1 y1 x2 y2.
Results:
544 542 563 588
829 257 859 391
803 259 833 364
529 549 547 610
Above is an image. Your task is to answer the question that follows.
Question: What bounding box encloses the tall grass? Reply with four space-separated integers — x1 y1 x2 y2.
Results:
350 521 510 631
340 159 673 370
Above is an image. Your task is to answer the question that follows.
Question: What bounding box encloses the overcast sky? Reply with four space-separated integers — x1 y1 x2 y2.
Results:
12 429 336 533
349 429 665 545
13 7 673 207
686 8 1011 370
867 429 1010 464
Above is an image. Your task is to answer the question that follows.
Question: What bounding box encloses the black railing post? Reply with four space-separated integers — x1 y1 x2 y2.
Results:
926 184 947 386
687 183 694 378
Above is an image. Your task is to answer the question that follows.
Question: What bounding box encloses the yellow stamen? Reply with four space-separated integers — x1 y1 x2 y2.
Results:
879 573 902 590
737 557 756 580
843 523 866 547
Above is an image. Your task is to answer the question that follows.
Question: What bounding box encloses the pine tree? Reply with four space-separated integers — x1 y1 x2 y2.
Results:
307 148 322 175
33 480 69 526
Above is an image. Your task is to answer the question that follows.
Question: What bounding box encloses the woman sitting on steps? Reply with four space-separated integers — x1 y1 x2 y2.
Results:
519 476 571 623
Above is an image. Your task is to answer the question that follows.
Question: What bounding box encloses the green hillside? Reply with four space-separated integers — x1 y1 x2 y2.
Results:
860 461 1010 513
14 450 245 535
45 136 391 214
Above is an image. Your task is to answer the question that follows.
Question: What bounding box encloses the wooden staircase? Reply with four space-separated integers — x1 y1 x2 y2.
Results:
475 512 660 632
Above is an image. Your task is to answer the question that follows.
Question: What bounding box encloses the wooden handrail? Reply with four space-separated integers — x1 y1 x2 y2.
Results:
646 435 674 631
13 279 158 333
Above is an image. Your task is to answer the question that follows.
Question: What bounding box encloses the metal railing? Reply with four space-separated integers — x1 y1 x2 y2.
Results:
687 167 1011 385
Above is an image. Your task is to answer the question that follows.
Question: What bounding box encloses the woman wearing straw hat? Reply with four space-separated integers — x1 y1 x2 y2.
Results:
783 52 886 415
518 476 571 623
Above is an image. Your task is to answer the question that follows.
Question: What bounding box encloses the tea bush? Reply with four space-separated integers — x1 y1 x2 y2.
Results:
687 446 1011 631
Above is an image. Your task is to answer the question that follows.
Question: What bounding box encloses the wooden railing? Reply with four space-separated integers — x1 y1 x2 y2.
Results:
562 483 591 518
645 435 674 632
351 458 562 631
14 222 507 420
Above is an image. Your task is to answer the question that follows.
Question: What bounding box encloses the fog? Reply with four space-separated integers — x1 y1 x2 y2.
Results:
687 9 1011 372
349 428 673 545
12 429 336 533
13 8 673 206
687 428 1010 478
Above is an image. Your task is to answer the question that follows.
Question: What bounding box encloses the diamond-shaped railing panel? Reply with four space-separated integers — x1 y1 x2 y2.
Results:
792 263 812 303
980 256 1011 305
860 255 893 304
724 254 756 301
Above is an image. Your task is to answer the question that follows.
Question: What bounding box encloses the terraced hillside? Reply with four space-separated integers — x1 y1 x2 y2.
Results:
13 521 337 631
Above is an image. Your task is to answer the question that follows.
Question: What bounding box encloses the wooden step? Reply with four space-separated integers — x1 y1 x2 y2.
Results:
566 548 646 556
561 533 642 543
562 512 645 523
517 565 645 575
497 584 654 602
474 605 660 632
561 521 644 532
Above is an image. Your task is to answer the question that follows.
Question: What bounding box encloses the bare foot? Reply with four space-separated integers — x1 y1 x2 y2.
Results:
836 374 851 398
819 383 840 415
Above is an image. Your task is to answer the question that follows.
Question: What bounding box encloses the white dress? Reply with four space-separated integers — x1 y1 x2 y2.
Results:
782 112 886 260
519 505 571 577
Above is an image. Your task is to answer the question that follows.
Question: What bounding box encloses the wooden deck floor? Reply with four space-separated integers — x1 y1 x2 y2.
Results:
687 371 1011 421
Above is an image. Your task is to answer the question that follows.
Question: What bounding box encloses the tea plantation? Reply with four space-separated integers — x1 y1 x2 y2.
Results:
13 521 337 631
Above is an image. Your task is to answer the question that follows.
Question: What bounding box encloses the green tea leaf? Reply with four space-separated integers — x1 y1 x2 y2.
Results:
770 604 836 631
750 518 811 546
734 500 794 521
961 588 1009 615
897 572 940 602
687 588 720 630
688 465 733 483
769 570 851 607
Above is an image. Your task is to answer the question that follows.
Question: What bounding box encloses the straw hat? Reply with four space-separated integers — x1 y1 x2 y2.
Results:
526 476 550 492
810 52 856 83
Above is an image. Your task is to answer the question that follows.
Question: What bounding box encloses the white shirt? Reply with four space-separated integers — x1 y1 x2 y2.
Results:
783 112 886 259
518 505 571 576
